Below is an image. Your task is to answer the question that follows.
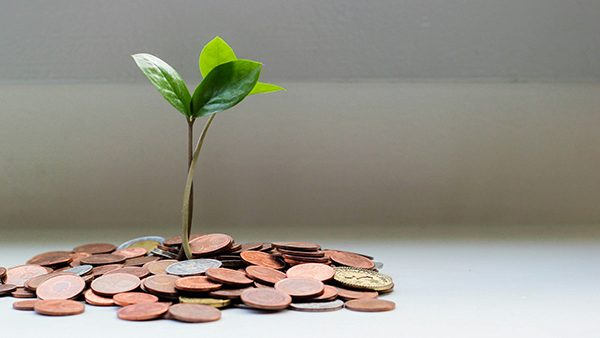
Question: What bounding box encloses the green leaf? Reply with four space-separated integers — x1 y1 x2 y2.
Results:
249 82 286 95
199 36 237 78
132 53 191 117
191 60 262 118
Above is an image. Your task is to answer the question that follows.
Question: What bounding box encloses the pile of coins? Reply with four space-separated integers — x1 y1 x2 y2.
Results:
0 233 395 322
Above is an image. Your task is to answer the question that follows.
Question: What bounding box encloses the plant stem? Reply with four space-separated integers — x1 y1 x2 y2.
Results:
177 118 195 261
180 113 217 260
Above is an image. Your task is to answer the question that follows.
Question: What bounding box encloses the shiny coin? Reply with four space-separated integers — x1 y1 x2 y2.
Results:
144 275 180 296
240 251 285 270
113 247 148 259
168 303 221 323
26 251 73 267
124 256 160 266
73 243 116 254
36 274 85 300
245 265 287 285
165 259 222 276
12 299 39 311
113 292 159 306
91 273 141 297
80 254 126 266
6 265 48 287
179 297 232 308
143 259 178 275
333 266 393 291
84 289 114 306
345 298 396 312
272 241 321 251
289 299 344 312
189 233 234 256
286 263 335 282
205 268 254 287
240 288 292 310
175 276 222 292
331 251 375 269
34 299 85 316
117 302 169 321
275 278 325 298
116 236 164 251
0 284 17 295
163 233 203 247
334 286 379 300
63 265 93 276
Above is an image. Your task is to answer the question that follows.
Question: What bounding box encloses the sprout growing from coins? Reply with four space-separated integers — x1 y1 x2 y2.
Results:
132 37 284 260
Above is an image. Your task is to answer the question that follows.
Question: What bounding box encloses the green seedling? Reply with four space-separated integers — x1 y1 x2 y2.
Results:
132 37 284 260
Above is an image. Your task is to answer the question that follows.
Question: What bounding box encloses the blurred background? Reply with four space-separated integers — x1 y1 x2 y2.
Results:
1 0 599 242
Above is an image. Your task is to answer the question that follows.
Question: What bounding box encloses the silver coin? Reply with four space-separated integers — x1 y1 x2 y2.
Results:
372 260 384 270
63 265 93 276
165 259 222 276
289 299 344 312
117 236 165 251
150 248 178 259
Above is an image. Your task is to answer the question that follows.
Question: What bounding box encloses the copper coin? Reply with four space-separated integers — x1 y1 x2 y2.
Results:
6 265 48 287
334 286 379 301
26 251 73 267
282 254 330 264
0 284 17 294
12 299 39 311
271 241 321 251
84 289 114 306
91 264 124 277
205 268 254 287
0 267 6 279
175 276 222 292
255 281 274 289
277 248 326 257
157 245 179 254
240 251 285 270
80 254 126 266
34 299 85 316
144 275 180 296
73 243 116 254
91 273 141 297
245 265 287 285
113 292 159 306
345 299 395 312
275 278 325 298
209 287 254 300
105 266 150 279
12 287 37 298
113 247 148 259
124 255 160 266
240 288 292 310
168 303 221 323
36 274 85 300
162 233 204 247
143 259 177 275
239 242 264 252
25 271 74 291
286 263 335 282
309 285 338 301
330 251 375 270
189 233 234 256
117 302 169 321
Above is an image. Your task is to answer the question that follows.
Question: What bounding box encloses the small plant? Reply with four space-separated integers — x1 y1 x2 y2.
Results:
132 37 284 260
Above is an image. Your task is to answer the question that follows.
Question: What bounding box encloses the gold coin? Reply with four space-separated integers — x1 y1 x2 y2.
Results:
179 297 231 308
128 241 160 252
333 266 393 291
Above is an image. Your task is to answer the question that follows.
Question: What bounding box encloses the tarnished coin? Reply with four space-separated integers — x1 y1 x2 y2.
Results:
330 251 375 270
36 274 85 300
12 299 39 311
113 247 148 259
144 275 180 296
143 259 177 275
240 288 292 310
0 284 17 295
124 256 160 266
240 251 285 270
274 278 325 298
334 286 379 301
333 266 393 291
272 242 321 251
189 234 234 256
175 276 222 292
63 265 93 276
286 263 335 282
163 233 203 247
245 266 287 285
117 302 169 321
73 243 116 254
6 265 48 287
168 303 221 323
289 299 344 312
84 289 114 306
345 299 395 312
105 266 150 279
91 273 141 297
209 287 254 300
80 254 126 266
26 251 73 267
165 259 221 276
116 236 164 251
113 292 159 306
34 299 85 316
205 268 254 287
179 297 231 308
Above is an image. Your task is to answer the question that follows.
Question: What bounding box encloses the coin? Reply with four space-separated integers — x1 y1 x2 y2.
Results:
274 278 325 298
116 236 164 251
124 256 160 266
6 265 49 287
372 260 384 270
73 243 116 254
165 259 222 276
63 265 93 276
117 302 169 321
105 266 150 279
333 266 393 291
309 285 338 302
143 259 177 275
240 288 292 310
150 247 178 259
282 254 330 264
168 303 221 323
272 242 321 251
84 289 114 306
289 299 344 312
80 254 126 266
12 287 37 298
209 287 254 300
330 251 375 270
26 251 73 267
0 267 6 280
174 276 222 292
91 264 124 277
240 251 285 270
113 292 159 306
162 233 203 247
113 247 148 259
0 284 17 295
12 299 39 311
344 299 395 312
239 242 264 252
179 297 231 308
245 265 287 285
205 268 254 287
286 263 335 282
189 234 234 256
334 286 379 301
143 275 180 297
91 273 141 297
36 274 85 300
34 299 85 316
276 248 326 257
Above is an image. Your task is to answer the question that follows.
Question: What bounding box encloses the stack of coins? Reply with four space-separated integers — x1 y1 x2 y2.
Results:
1 233 395 321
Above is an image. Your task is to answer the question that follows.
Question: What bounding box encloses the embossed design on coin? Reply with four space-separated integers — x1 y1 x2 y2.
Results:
333 266 393 291
165 259 221 276
6 265 48 287
189 234 233 256
240 288 292 310
330 251 375 270
117 302 169 321
168 303 221 322
344 299 395 312
36 274 86 300
34 299 85 316
289 299 344 312
73 243 116 254
240 251 285 270
286 263 335 282
91 273 141 297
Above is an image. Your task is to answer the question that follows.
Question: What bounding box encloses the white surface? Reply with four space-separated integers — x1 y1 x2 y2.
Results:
1 239 599 338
